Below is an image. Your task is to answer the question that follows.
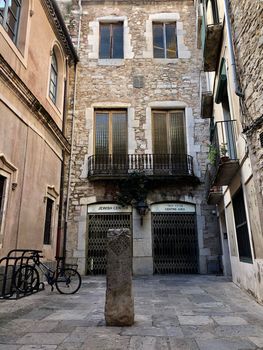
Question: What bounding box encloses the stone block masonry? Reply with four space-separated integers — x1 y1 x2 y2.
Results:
105 228 134 326
57 0 221 275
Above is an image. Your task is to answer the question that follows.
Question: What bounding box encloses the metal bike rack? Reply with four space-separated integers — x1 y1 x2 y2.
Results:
0 249 43 299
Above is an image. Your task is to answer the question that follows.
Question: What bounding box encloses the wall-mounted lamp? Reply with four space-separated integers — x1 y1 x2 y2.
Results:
135 200 149 226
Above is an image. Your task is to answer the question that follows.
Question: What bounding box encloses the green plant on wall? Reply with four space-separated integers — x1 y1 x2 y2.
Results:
115 171 151 207
220 143 228 157
208 144 219 165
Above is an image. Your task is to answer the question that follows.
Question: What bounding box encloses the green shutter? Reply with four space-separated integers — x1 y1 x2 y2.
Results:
215 58 227 104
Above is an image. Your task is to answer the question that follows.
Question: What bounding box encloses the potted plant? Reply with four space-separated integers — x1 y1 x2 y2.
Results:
208 144 219 166
220 143 229 162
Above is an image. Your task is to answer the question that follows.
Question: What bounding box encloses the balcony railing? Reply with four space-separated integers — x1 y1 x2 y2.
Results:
208 120 240 187
87 154 198 181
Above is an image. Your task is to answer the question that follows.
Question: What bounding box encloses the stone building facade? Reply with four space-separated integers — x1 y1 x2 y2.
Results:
60 0 220 276
201 0 263 302
0 0 77 260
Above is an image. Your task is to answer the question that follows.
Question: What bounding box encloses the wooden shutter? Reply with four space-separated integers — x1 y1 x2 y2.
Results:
165 23 177 58
112 112 127 155
153 23 165 58
153 111 168 154
95 112 109 155
169 111 186 154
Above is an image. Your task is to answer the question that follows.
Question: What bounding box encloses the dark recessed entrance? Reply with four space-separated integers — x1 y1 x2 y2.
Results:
87 213 131 275
152 213 198 274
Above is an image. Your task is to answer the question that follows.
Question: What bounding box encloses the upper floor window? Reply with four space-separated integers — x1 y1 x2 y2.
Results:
152 110 186 154
206 0 219 24
95 110 127 156
153 22 177 59
0 0 21 43
99 22 124 59
49 52 58 104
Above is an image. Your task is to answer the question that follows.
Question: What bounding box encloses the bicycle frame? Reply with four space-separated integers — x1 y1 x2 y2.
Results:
36 260 56 285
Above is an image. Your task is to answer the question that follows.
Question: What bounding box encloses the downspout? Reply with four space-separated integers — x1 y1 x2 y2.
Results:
63 0 82 259
56 58 68 258
222 0 244 98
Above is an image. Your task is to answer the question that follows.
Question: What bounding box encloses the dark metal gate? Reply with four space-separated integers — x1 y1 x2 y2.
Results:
152 213 198 274
87 213 131 275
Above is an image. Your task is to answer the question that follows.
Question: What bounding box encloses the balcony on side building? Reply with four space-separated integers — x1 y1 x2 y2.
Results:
205 165 223 204
201 92 213 118
201 6 223 72
208 120 240 188
87 154 199 183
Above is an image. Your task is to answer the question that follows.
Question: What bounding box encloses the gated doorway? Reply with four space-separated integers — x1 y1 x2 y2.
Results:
152 203 198 274
87 204 132 275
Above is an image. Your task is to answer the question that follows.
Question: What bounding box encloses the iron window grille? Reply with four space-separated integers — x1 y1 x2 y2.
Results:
0 0 21 43
43 197 53 245
49 52 58 104
153 22 177 59
99 22 124 59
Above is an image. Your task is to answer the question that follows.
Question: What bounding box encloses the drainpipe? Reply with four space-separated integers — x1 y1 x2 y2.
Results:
56 58 69 258
63 0 82 259
223 0 244 98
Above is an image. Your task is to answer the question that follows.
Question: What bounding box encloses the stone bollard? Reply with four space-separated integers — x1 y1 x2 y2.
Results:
105 228 134 326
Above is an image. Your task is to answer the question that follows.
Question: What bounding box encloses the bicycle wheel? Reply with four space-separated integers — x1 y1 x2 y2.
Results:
55 268 81 294
14 265 40 293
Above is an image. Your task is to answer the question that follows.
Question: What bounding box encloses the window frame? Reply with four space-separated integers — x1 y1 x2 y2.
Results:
0 174 8 243
99 22 124 59
152 22 178 59
94 109 128 155
232 187 253 263
152 109 186 155
0 0 21 43
49 51 58 104
43 196 54 245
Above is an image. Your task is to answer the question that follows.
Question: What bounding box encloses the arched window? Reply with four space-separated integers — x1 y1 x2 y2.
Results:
49 51 58 104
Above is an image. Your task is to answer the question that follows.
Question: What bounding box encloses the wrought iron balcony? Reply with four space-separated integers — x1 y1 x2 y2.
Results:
201 16 223 71
87 154 198 182
208 120 240 188
205 165 223 205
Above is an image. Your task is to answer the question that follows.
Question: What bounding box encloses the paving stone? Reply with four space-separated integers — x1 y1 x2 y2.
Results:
152 314 179 327
249 337 263 347
189 295 216 304
196 338 256 350
43 310 89 321
214 325 263 338
178 316 214 325
19 346 57 350
212 316 248 325
121 326 167 337
16 333 69 345
81 334 131 350
0 345 20 350
57 343 84 350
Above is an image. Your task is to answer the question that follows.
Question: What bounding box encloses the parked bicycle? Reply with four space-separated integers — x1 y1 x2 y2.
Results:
14 251 82 294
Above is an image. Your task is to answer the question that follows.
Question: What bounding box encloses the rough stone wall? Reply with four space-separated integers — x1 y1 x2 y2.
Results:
58 0 220 273
229 0 263 231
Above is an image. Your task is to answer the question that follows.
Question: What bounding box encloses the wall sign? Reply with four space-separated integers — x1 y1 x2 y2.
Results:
88 203 132 213
151 203 196 213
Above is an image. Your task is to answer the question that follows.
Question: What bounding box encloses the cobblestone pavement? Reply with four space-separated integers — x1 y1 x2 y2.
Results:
1 275 263 349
